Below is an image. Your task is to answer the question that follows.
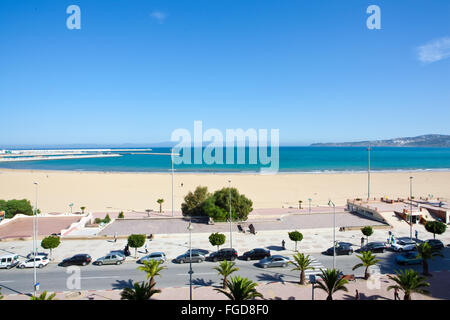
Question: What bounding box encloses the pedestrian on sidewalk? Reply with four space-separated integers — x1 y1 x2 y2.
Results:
282 240 285 249
355 289 360 300
361 237 365 247
394 287 400 300
415 230 419 240
114 232 117 243
145 243 148 254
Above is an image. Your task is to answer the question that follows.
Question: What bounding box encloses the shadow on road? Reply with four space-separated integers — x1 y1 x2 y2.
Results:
112 279 134 290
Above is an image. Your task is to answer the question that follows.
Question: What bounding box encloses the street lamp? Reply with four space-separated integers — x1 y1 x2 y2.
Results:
69 203 73 215
328 200 336 269
308 198 312 214
228 180 232 248
367 146 371 200
171 148 174 217
33 182 39 296
410 176 413 240
187 220 194 300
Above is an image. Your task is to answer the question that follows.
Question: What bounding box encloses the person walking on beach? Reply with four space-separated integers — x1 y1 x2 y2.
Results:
394 287 400 300
282 240 285 249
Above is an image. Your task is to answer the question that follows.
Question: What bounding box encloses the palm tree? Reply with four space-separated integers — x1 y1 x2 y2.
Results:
289 252 315 285
215 275 263 300
315 268 348 301
120 281 161 300
387 269 430 300
157 199 164 213
352 250 380 280
298 200 303 209
416 242 443 276
137 259 166 287
213 260 239 289
30 291 57 300
0 288 3 300
80 206 86 214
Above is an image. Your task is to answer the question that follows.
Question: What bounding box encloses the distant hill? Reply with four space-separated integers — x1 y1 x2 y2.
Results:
310 134 450 147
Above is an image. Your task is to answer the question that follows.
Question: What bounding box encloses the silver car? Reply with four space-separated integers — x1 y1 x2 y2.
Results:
257 255 290 268
139 252 166 264
95 254 125 266
175 252 205 264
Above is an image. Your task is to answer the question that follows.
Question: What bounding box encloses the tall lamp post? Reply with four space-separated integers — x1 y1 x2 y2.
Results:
367 146 371 200
228 180 232 248
33 182 39 296
69 203 73 215
171 148 175 217
308 198 312 214
409 176 413 240
187 220 194 300
328 200 336 269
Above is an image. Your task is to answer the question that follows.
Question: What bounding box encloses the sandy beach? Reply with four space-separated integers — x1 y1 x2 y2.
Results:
0 169 449 213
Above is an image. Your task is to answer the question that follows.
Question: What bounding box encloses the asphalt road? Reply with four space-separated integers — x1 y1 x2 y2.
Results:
1 248 449 295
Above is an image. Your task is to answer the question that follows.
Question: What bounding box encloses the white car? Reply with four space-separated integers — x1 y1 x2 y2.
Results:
17 256 49 269
391 239 417 252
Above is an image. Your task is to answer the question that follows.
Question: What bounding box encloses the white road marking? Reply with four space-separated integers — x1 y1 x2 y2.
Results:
175 272 216 276
81 276 121 280
0 280 15 283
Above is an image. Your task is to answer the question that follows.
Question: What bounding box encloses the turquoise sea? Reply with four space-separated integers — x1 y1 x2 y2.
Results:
1 147 450 173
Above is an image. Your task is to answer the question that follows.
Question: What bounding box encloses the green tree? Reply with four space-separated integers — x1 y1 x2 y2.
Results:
209 232 226 251
424 221 447 239
80 206 86 214
352 251 380 280
181 186 211 217
30 291 56 300
215 275 263 300
288 231 303 252
387 269 430 300
103 214 111 224
361 226 374 242
120 281 161 300
156 199 164 213
127 234 146 258
0 288 3 300
118 211 124 219
416 242 444 276
0 199 33 218
137 259 166 287
315 268 348 301
289 252 315 285
203 188 253 222
214 260 239 289
40 236 61 260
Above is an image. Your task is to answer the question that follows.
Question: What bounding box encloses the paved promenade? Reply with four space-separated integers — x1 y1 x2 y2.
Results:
3 271 448 300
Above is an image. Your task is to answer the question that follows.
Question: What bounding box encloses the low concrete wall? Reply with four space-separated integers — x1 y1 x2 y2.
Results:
346 201 389 225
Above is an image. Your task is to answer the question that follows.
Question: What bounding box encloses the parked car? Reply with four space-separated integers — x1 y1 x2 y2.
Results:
241 248 271 261
207 248 238 262
138 252 166 264
359 242 387 253
256 255 290 268
396 251 422 265
95 254 125 266
0 254 20 269
175 252 205 264
323 244 353 256
18 256 49 269
109 251 127 259
60 254 92 267
391 238 417 252
424 239 444 251
26 252 49 259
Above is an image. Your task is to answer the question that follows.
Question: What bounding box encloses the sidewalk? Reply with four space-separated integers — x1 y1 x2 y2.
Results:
3 271 448 300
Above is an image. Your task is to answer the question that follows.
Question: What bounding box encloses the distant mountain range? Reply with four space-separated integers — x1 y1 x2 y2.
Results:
310 134 450 147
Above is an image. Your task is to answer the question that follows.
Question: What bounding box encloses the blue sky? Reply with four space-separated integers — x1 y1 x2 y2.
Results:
0 0 449 146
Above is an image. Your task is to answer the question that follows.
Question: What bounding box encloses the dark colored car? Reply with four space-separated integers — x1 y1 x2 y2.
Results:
207 248 238 262
175 252 205 264
424 239 444 250
359 242 387 253
60 254 92 267
323 244 353 256
185 248 209 256
241 248 271 261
